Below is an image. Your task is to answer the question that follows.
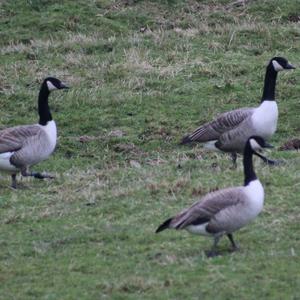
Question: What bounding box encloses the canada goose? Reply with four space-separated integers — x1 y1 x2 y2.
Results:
0 77 68 188
181 57 295 166
156 136 272 257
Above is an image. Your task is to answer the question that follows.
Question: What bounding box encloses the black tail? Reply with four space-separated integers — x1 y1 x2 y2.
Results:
155 218 173 233
180 135 192 145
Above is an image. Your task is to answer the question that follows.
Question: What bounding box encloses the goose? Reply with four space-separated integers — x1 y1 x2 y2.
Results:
156 136 271 257
180 57 295 166
0 77 68 188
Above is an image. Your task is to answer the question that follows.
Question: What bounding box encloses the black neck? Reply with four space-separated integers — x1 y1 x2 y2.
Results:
261 65 278 102
243 143 257 186
38 83 52 125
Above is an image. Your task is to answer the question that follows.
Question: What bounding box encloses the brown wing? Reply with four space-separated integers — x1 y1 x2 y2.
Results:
170 187 243 229
0 125 41 154
181 108 255 143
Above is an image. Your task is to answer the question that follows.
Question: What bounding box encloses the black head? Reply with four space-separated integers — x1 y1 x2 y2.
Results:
247 136 273 152
43 77 69 91
269 57 295 72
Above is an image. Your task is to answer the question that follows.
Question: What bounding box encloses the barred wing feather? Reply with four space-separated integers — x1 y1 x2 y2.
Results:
0 125 41 154
182 108 254 143
170 187 243 229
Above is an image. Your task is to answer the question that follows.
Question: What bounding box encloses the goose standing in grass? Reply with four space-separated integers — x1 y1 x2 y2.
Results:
0 77 68 188
156 136 272 257
181 57 295 166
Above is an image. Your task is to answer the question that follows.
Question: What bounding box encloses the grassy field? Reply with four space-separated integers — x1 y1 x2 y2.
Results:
0 0 300 299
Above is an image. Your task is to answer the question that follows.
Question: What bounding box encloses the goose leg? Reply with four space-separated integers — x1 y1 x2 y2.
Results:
230 153 237 169
21 169 55 180
205 236 220 258
227 233 239 251
11 174 17 189
31 172 55 179
253 152 282 166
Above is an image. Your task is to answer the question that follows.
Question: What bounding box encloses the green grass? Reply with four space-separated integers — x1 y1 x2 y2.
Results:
0 0 300 299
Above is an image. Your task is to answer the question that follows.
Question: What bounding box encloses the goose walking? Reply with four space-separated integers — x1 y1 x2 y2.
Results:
181 57 295 166
156 136 271 257
0 77 68 188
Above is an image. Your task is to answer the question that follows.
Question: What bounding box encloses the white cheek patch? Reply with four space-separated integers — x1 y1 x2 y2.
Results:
46 81 57 91
272 60 284 71
249 139 261 151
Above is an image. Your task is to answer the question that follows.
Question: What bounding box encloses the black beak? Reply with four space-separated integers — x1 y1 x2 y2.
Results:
60 82 69 89
264 142 274 149
285 63 296 70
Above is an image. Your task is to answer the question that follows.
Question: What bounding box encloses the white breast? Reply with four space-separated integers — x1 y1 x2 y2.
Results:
243 179 264 218
0 152 19 173
40 120 57 152
251 101 278 139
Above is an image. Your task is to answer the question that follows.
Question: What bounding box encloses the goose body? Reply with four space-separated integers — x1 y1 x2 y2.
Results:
213 101 278 153
0 121 57 172
156 136 270 256
181 57 295 162
184 180 264 236
0 77 68 188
